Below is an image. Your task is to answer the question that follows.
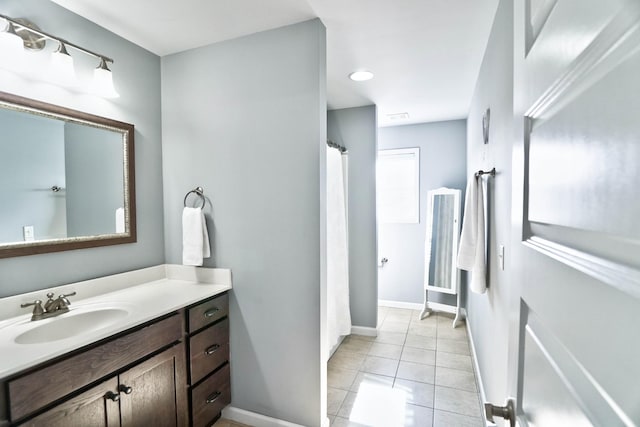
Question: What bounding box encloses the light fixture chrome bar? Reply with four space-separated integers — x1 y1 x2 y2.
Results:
0 13 114 63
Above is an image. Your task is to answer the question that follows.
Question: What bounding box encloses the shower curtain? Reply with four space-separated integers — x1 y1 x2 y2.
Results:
327 147 351 357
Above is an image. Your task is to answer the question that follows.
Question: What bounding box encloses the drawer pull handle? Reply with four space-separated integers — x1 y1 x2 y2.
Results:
119 384 133 395
105 391 120 402
206 391 222 404
205 344 221 355
204 307 220 318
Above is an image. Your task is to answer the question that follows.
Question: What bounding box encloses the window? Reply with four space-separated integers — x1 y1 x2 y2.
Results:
376 148 420 223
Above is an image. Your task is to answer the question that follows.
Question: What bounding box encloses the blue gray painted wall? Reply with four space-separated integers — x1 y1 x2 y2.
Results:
0 0 164 297
327 106 378 329
465 0 513 408
65 123 124 237
378 120 467 305
161 20 327 426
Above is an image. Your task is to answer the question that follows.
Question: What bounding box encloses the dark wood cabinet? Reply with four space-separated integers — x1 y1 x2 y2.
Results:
7 315 183 421
119 345 187 427
4 292 230 427
186 294 231 427
16 344 188 427
21 378 120 427
18 345 186 427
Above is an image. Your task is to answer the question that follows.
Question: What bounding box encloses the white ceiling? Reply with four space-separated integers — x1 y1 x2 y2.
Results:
52 0 498 127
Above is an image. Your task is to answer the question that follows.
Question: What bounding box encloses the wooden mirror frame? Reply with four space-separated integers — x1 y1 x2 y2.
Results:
0 91 136 258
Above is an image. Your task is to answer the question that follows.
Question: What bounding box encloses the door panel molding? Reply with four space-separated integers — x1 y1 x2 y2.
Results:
520 304 633 426
524 236 640 300
530 222 640 271
525 3 640 123
521 1 640 283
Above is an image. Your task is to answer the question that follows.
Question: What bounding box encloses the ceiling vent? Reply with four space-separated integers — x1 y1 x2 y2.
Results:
387 112 410 121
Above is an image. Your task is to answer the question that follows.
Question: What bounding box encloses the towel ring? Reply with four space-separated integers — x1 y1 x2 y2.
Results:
184 187 205 209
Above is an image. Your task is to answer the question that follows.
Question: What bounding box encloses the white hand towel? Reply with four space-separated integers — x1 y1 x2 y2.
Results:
115 207 125 233
182 207 211 266
457 175 487 293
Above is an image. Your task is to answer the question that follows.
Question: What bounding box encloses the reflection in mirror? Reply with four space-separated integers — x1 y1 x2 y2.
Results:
424 188 461 294
428 194 456 289
0 91 135 258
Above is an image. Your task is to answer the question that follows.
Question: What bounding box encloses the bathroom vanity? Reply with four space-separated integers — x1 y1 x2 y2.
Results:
0 265 232 427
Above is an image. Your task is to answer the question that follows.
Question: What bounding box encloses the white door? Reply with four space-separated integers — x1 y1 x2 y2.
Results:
376 148 421 305
503 1 640 426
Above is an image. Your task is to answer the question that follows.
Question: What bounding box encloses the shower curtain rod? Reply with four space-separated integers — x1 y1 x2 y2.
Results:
327 140 347 153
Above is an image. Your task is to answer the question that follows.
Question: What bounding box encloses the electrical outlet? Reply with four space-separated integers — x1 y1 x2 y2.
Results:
23 225 35 242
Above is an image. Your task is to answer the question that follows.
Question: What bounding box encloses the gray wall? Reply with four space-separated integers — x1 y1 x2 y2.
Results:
0 0 164 297
65 123 124 237
378 120 467 305
0 111 67 242
465 0 513 408
161 20 326 426
327 106 378 329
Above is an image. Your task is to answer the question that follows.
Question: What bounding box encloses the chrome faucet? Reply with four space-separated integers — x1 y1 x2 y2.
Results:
21 291 76 321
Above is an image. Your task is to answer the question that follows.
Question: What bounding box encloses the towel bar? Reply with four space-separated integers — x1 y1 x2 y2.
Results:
184 187 205 209
475 168 496 178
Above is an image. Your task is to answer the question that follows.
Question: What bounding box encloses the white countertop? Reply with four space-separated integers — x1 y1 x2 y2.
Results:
0 264 232 379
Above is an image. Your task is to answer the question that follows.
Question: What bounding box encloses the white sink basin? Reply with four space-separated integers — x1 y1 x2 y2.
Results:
14 308 130 345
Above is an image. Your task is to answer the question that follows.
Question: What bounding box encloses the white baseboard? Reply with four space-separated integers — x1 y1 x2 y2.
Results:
222 406 306 427
350 325 377 337
378 299 423 310
465 321 489 426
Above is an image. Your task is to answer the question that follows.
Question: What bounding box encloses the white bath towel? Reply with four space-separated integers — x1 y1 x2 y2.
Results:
182 207 211 266
457 175 487 294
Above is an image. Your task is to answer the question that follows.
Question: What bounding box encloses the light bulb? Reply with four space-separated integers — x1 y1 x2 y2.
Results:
91 57 119 98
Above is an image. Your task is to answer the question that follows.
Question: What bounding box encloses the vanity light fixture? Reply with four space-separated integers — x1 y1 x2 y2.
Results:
349 70 374 82
0 14 119 98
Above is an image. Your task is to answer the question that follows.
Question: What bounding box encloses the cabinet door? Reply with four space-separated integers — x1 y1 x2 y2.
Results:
20 377 120 427
118 344 188 427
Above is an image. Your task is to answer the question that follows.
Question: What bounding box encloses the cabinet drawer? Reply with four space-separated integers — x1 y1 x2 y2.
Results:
8 314 182 422
191 364 231 427
190 318 229 384
188 293 228 333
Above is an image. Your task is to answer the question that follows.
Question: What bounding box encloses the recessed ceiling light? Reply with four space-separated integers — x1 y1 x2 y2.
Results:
349 70 374 81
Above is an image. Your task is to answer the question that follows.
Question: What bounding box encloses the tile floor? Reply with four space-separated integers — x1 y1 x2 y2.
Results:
214 307 483 427
327 307 483 427
212 417 251 427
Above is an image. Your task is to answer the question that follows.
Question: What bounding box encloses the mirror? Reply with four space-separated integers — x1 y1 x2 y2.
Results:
0 91 135 258
424 188 461 294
